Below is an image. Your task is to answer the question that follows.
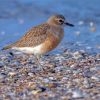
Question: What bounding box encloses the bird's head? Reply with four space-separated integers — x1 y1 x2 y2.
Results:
47 14 74 28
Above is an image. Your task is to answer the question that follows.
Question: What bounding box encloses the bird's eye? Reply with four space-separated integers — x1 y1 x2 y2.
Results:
59 20 64 23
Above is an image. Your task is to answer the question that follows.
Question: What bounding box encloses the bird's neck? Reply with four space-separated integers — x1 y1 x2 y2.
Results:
50 24 63 32
49 24 64 40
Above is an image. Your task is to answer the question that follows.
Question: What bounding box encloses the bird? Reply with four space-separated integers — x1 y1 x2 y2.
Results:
2 14 74 70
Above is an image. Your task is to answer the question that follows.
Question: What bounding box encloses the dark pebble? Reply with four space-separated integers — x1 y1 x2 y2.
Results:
39 87 46 92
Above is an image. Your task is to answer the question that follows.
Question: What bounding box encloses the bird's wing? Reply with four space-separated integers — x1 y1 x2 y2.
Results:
2 23 50 50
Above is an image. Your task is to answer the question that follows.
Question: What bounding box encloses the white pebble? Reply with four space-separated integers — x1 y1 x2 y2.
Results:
83 78 91 88
73 51 82 59
72 89 84 98
28 72 33 76
49 77 54 80
91 76 100 81
43 78 50 83
9 72 16 76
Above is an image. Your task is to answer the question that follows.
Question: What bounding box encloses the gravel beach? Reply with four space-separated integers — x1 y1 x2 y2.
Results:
0 49 100 100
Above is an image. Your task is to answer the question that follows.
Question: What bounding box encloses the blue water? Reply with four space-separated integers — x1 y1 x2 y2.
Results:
0 0 100 53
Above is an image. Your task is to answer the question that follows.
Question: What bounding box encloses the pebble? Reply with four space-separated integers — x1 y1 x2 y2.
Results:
0 62 4 68
39 87 46 92
70 64 77 68
91 76 100 81
54 66 63 72
43 78 50 83
83 78 92 88
0 73 6 79
83 69 93 78
31 87 46 95
31 90 40 95
8 72 16 76
28 72 34 76
46 83 58 88
49 77 54 80
72 51 83 59
72 89 84 98
96 66 100 70
62 77 68 81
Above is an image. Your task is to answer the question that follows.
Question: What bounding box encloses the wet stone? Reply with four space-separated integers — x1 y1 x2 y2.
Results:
83 78 93 88
0 62 4 68
83 69 94 78
71 89 85 98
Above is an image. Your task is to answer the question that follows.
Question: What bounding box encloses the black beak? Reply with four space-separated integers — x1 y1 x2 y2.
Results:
64 22 74 27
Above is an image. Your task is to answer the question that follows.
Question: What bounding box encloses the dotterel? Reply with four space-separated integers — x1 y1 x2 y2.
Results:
3 14 74 69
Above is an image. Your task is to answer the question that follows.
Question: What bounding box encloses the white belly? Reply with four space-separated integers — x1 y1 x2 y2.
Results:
12 44 43 55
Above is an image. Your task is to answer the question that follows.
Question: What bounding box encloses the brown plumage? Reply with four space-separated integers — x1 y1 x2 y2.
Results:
3 23 50 50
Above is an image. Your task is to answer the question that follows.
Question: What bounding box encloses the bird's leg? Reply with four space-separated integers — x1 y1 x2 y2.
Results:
34 55 44 71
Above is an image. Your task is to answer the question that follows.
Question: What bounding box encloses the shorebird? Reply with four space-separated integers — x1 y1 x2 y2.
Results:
2 14 74 69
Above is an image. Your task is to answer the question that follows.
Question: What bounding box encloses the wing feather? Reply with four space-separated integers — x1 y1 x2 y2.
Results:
2 23 50 50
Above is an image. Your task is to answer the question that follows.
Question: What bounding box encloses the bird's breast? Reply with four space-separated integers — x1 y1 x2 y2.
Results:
40 31 64 54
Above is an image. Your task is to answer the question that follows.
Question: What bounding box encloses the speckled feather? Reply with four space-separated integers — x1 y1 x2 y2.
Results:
3 23 50 49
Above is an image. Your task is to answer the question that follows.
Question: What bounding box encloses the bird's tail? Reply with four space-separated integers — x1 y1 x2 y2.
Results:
2 45 12 50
